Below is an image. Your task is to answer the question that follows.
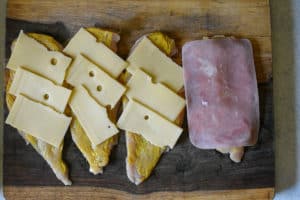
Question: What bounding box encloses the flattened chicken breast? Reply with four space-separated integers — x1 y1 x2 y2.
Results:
6 33 71 185
121 32 185 185
69 28 120 174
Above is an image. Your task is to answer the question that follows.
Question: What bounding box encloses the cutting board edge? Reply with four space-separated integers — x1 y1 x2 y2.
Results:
3 0 274 198
3 186 275 200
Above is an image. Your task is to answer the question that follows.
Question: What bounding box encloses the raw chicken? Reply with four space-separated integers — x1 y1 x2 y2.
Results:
6 33 71 185
182 38 259 162
69 28 120 174
121 32 184 185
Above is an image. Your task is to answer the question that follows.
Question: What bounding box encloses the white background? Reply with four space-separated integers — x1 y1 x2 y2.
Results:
271 0 300 199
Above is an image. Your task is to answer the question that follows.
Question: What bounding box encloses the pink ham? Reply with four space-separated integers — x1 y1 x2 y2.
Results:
182 38 259 149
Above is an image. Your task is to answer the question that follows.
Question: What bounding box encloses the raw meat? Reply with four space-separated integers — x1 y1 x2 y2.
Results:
69 28 120 174
6 33 71 185
123 32 184 184
183 38 259 149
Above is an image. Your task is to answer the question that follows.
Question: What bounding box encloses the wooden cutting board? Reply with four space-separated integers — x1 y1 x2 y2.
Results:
4 0 274 199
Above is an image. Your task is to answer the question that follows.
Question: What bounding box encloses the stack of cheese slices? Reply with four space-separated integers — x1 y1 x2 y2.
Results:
119 34 186 184
5 28 186 185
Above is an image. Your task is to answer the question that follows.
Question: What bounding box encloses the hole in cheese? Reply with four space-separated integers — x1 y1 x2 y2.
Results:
50 58 57 65
151 77 158 84
43 93 49 100
108 125 111 129
89 71 95 77
96 85 102 92
144 115 149 120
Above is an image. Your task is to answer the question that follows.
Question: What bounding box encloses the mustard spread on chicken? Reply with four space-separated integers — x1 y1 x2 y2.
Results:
123 32 184 185
6 33 71 185
69 28 119 175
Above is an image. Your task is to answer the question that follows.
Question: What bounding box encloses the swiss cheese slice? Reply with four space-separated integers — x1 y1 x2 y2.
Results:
9 68 72 113
66 55 126 108
69 85 119 147
126 69 185 121
117 100 183 148
63 28 127 78
5 95 71 147
6 31 72 84
127 37 183 92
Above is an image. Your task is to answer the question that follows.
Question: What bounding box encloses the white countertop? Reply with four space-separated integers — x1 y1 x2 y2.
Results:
271 0 300 199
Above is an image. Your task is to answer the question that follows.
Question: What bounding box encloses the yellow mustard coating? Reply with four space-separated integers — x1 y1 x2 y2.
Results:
124 32 177 183
148 32 175 55
69 28 118 174
5 33 71 185
86 27 113 47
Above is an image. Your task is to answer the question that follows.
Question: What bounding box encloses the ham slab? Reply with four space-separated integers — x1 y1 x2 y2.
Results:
182 38 259 149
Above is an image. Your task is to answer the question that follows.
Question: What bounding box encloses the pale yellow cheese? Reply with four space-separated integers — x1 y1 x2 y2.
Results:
9 68 72 113
5 95 71 147
6 31 72 84
127 37 183 92
126 69 185 121
66 55 126 108
63 28 127 78
69 85 119 147
117 100 182 148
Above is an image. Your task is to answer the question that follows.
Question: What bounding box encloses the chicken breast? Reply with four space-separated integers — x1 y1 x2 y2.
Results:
6 33 71 185
182 38 259 162
121 32 185 185
69 28 120 174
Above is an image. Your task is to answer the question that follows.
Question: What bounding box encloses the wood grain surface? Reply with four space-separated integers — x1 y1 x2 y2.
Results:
6 0 272 83
4 186 275 200
4 0 274 199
